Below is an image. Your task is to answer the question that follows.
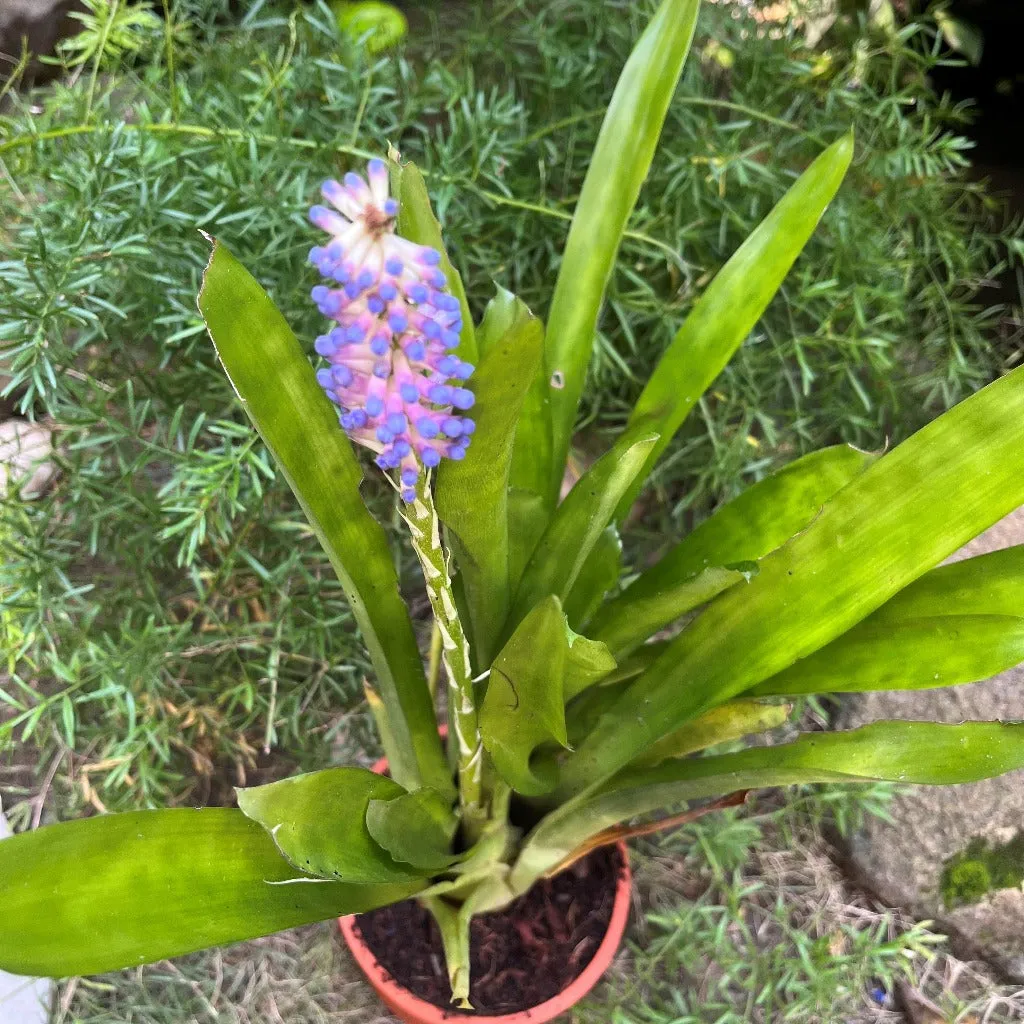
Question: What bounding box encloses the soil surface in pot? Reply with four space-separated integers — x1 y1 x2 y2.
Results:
353 844 623 1016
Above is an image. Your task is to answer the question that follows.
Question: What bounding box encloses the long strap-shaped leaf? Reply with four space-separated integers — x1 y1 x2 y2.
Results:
749 545 1024 695
747 614 1024 696
514 721 1024 888
556 365 1024 798
615 132 855 520
869 544 1024 622
589 444 874 659
436 296 544 665
591 565 749 660
507 429 658 640
199 240 449 797
544 0 701 504
0 809 423 977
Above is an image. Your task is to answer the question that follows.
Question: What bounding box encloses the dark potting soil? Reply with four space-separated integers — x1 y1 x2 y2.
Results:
353 844 624 1017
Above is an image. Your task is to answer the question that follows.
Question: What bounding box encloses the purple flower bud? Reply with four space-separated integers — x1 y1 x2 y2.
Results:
314 335 336 357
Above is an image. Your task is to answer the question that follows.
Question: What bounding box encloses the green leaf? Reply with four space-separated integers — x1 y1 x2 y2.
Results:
436 297 544 665
475 283 527 359
598 641 669 688
391 158 476 365
421 896 472 1008
750 545 1024 696
236 767 421 882
563 526 623 631
423 872 514 1008
868 545 1024 623
616 134 855 518
0 809 422 977
366 788 459 872
564 626 618 702
556 365 1024 798
481 596 572 795
506 486 550 595
518 721 1024 888
632 699 792 768
544 0 701 502
509 430 658 637
198 239 449 798
748 614 1024 696
506 366 556 593
589 564 754 659
590 445 873 654
625 444 874 588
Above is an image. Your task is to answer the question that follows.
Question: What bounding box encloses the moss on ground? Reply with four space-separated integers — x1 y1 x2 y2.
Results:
941 834 1024 908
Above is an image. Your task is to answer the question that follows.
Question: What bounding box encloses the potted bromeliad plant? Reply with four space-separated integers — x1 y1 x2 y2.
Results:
4 0 1024 1018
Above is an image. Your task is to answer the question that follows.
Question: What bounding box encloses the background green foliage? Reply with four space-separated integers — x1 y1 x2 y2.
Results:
0 0 1020 819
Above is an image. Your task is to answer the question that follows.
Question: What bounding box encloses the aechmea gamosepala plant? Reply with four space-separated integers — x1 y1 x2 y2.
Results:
3 0 1024 1012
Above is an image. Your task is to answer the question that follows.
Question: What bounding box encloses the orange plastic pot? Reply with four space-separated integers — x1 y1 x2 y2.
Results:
339 746 631 1024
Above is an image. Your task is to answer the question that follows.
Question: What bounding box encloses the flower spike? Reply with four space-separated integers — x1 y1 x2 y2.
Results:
309 159 474 501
